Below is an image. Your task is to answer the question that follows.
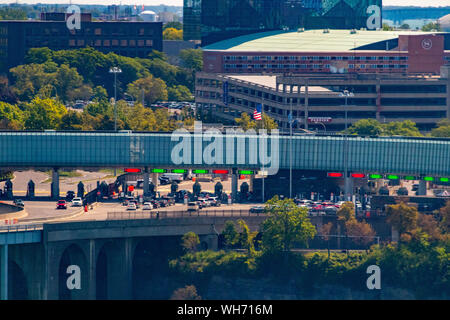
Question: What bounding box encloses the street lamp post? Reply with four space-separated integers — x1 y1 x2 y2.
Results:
109 67 122 131
340 90 354 200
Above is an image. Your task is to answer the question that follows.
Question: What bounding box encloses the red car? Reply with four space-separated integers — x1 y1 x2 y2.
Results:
56 200 67 209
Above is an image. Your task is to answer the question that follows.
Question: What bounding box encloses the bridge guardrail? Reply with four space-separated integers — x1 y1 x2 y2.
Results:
0 224 43 233
107 209 264 221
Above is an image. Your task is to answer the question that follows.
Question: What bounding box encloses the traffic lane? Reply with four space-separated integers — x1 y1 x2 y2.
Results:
65 202 258 222
0 200 84 222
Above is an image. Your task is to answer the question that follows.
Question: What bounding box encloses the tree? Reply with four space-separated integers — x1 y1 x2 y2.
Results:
171 181 179 194
399 23 410 30
170 285 201 300
126 75 168 105
235 112 255 131
214 181 223 197
382 23 394 31
422 22 440 32
221 220 238 249
24 97 67 130
54 64 85 102
321 222 334 258
337 202 355 222
261 196 316 253
25 47 54 65
386 202 419 238
168 85 193 102
237 219 257 256
59 110 83 130
179 49 203 72
163 27 183 40
10 63 55 101
383 120 422 137
417 213 442 242
0 7 27 20
439 201 450 233
181 232 200 253
163 21 183 31
344 220 376 248
347 119 384 136
193 181 201 197
0 102 24 130
430 119 450 138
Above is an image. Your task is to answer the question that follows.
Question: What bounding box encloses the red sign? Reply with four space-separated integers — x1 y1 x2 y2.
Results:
327 172 343 178
308 117 332 123
351 173 366 178
124 168 141 173
213 169 229 175
128 185 134 192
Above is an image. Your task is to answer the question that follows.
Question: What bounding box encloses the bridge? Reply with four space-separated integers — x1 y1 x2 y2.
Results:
0 213 268 300
1 130 448 199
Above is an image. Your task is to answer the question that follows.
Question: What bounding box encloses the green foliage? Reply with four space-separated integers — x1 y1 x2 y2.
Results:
422 22 441 32
179 49 203 71
337 202 355 222
221 221 239 249
23 97 67 130
163 27 183 40
386 202 419 238
182 232 200 253
382 23 394 31
347 119 423 137
0 7 27 20
164 21 183 31
261 196 316 253
59 110 83 130
430 119 450 138
235 112 278 132
0 101 24 130
127 75 168 105
168 85 193 101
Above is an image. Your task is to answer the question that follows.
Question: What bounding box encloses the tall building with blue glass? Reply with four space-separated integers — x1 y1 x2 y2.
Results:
183 0 383 45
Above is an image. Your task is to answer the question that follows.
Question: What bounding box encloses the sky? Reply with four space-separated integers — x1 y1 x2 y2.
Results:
0 0 449 7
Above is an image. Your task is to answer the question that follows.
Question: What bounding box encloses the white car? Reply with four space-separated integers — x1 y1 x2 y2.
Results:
127 202 137 210
142 202 153 210
71 197 83 207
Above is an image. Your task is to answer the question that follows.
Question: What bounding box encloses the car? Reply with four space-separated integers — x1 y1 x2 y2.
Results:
198 198 210 208
56 200 67 210
66 191 75 201
187 201 199 212
127 202 137 210
128 200 140 209
13 199 24 207
250 206 265 214
142 202 153 210
71 197 83 207
150 199 161 208
207 197 221 207
158 176 170 185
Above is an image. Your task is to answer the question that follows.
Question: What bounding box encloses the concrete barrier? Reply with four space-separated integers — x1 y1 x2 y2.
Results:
0 202 28 220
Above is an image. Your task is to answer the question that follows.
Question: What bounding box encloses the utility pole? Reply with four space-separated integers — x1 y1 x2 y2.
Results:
340 90 354 200
109 67 122 131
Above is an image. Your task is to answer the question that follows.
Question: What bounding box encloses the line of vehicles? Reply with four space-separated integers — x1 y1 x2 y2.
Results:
56 197 83 210
249 199 371 216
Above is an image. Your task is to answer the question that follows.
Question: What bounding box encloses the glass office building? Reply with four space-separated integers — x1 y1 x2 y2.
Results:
183 0 383 45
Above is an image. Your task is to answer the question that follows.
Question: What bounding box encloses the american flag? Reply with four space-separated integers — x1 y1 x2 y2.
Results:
253 104 262 120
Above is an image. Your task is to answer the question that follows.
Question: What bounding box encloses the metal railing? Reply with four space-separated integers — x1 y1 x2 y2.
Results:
0 224 43 233
107 209 265 221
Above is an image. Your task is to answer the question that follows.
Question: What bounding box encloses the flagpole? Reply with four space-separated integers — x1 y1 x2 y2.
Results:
289 96 293 199
262 95 265 204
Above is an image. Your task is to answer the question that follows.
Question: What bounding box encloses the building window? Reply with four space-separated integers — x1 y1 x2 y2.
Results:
129 39 136 47
103 40 110 46
95 28 102 35
138 40 144 46
95 39 101 46
77 39 85 46
138 28 145 36
69 39 76 46
121 39 127 46
112 39 119 46
145 39 153 46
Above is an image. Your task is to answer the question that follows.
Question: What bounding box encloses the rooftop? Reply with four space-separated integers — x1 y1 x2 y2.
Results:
203 29 436 52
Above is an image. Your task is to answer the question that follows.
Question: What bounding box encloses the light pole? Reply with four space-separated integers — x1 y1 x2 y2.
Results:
340 90 354 200
109 67 122 131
